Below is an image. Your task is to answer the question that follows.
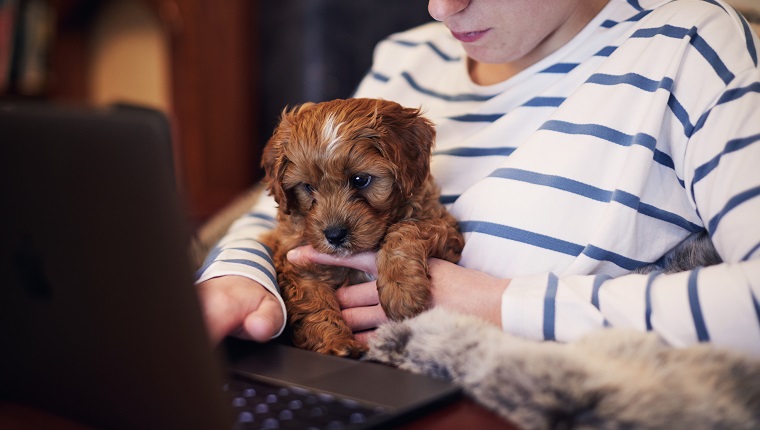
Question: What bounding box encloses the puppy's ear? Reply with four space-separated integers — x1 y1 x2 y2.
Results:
262 102 317 214
372 102 436 198
262 107 295 214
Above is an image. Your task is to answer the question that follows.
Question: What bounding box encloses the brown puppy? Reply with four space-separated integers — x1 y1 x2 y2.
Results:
260 98 464 357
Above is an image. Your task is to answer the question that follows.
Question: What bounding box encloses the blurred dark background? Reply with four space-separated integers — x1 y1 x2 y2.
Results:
0 0 431 224
257 1 431 147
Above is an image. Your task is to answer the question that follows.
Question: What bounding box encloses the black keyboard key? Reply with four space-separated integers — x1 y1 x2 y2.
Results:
226 374 390 429
238 412 254 423
349 412 367 425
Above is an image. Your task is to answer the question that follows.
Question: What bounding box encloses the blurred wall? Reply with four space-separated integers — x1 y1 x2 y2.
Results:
88 0 170 111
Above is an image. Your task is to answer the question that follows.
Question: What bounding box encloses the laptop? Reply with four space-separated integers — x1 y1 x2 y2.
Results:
0 102 460 429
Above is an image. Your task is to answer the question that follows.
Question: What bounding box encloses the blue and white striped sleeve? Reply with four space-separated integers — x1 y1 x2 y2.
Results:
504 19 760 356
653 58 760 353
635 13 760 355
503 259 760 356
194 192 287 337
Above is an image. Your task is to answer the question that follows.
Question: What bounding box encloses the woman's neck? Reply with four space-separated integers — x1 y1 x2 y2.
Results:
469 0 609 85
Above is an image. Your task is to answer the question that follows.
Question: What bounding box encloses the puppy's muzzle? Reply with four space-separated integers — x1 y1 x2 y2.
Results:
324 226 349 246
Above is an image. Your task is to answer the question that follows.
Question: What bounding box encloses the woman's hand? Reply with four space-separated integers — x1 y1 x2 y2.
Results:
287 246 510 344
197 275 285 344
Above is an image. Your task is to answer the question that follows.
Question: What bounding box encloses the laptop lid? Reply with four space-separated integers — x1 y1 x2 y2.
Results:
0 102 234 429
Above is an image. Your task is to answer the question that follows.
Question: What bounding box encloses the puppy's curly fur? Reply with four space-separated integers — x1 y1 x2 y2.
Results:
260 98 464 357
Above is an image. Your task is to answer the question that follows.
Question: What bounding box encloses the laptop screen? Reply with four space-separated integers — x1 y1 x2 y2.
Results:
0 102 235 429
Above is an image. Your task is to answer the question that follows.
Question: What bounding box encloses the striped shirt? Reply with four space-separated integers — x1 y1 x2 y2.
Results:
197 0 760 355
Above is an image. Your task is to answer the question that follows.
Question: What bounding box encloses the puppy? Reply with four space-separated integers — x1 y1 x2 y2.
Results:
260 98 464 357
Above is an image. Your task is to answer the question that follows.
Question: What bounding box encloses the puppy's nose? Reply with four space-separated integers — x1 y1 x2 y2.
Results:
323 226 348 246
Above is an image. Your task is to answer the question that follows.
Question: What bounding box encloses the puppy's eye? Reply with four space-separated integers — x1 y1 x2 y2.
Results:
302 183 315 195
351 174 372 189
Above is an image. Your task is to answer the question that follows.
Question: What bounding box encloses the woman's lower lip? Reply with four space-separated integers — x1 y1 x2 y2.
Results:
450 29 489 43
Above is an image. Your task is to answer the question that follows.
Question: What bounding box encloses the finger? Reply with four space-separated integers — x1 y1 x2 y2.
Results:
241 297 284 342
287 246 378 276
342 304 388 333
354 330 376 345
336 281 379 309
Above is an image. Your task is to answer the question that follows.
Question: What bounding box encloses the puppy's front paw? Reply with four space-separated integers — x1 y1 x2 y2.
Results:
318 338 368 358
376 240 432 320
377 278 431 321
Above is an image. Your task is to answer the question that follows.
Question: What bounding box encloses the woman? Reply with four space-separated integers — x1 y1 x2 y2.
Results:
196 0 760 355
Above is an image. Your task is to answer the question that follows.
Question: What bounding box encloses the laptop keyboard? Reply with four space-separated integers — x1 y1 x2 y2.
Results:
225 374 391 429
